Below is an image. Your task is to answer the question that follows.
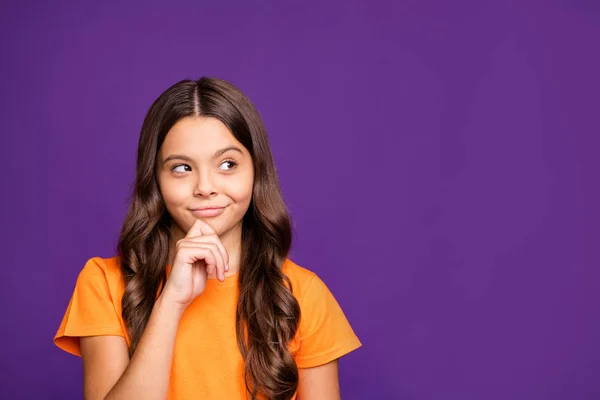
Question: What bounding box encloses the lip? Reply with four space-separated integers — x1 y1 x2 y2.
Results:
190 205 227 218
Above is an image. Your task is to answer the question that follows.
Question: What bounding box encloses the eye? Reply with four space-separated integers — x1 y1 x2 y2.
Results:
172 164 191 174
219 159 238 171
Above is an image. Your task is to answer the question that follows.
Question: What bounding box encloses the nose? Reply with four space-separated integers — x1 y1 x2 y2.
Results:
193 170 217 197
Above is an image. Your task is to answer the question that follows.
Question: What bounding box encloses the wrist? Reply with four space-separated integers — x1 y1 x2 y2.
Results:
155 293 187 320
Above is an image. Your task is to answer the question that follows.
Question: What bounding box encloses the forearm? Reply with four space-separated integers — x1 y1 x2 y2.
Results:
105 296 184 400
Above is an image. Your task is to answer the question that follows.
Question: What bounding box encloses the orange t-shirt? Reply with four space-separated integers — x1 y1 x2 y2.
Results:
54 256 361 399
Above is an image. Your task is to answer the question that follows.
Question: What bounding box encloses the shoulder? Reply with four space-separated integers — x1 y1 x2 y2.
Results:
80 255 122 275
281 258 329 302
76 255 124 290
282 257 316 286
283 258 362 368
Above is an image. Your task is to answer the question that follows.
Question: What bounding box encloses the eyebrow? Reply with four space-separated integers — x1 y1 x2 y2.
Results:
162 146 243 165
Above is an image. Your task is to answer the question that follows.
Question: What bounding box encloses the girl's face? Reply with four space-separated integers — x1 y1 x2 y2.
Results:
156 116 254 242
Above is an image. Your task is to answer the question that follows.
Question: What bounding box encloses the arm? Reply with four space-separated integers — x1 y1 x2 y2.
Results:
78 218 228 400
297 360 341 400
80 296 184 400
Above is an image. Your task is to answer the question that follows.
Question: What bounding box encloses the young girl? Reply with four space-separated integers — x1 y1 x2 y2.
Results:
54 77 361 400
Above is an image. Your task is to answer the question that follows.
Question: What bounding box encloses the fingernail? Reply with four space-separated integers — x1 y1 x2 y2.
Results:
226 264 230 272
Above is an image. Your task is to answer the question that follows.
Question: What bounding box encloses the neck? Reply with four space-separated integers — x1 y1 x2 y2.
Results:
168 222 243 277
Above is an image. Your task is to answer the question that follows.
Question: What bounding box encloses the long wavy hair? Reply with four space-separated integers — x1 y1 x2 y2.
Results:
116 77 300 399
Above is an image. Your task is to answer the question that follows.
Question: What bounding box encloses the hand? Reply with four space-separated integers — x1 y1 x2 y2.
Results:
160 218 230 310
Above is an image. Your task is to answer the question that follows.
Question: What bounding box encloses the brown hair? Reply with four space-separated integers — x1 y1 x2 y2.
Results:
117 77 300 399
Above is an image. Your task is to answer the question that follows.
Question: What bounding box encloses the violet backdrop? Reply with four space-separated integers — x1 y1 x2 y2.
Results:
1 0 599 399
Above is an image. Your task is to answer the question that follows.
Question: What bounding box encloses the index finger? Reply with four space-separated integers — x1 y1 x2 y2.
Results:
185 218 205 238
186 217 216 238
185 218 228 269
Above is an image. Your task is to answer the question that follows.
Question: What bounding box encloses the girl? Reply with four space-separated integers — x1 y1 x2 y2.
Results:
54 77 361 400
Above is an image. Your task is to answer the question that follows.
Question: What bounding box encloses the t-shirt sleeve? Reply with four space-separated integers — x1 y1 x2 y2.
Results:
294 273 362 368
54 257 126 357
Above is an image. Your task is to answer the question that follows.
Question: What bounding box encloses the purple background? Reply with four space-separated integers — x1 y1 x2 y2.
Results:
1 0 599 398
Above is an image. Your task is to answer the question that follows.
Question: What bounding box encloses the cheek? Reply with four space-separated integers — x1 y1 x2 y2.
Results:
228 172 254 204
160 180 190 208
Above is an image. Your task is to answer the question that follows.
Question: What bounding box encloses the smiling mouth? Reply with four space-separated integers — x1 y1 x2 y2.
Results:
190 206 227 218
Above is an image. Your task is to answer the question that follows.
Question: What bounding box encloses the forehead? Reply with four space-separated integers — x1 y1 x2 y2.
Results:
161 116 243 155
